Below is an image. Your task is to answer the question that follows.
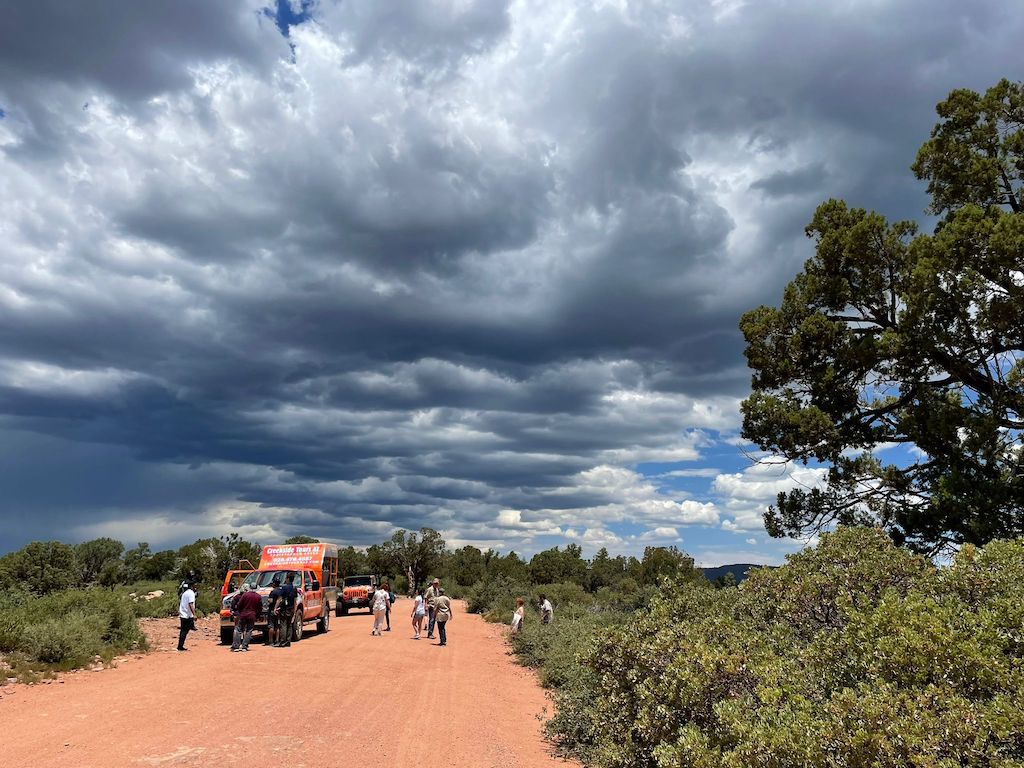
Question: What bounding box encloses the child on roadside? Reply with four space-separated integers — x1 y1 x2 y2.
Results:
411 588 426 639
511 597 525 635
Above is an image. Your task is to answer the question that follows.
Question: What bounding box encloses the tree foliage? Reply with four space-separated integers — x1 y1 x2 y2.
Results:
75 537 125 585
741 79 1024 553
373 528 447 592
529 544 587 585
283 535 319 544
0 541 80 595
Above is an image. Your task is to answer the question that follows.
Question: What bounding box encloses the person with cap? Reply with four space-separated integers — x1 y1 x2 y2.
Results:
424 578 440 639
433 587 452 646
177 580 197 652
266 575 284 647
231 584 263 652
276 572 299 647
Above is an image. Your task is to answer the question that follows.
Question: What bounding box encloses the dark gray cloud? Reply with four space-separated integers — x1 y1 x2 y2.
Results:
0 1 279 98
0 0 1022 555
751 164 827 198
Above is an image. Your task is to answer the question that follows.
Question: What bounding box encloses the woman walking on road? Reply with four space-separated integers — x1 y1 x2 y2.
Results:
411 588 426 639
433 588 452 646
371 583 389 636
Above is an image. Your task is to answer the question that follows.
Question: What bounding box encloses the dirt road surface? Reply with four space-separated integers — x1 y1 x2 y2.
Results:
0 600 576 768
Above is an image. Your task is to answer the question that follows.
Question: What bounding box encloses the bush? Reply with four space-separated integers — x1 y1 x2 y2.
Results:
545 528 1024 767
20 614 105 666
465 574 531 618
0 587 146 677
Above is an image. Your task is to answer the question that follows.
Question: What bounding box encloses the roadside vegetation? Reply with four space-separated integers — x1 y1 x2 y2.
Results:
499 528 1024 768
0 588 146 682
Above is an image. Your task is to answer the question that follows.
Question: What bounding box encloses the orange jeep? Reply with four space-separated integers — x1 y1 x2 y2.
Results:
337 574 378 615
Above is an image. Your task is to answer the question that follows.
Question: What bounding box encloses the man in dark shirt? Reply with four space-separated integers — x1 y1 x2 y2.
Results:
267 576 284 647
277 573 299 648
230 585 263 652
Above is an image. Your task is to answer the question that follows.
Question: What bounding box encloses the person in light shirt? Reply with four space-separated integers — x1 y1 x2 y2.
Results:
539 594 554 625
511 597 525 635
433 588 452 647
371 583 390 636
411 588 426 639
177 581 197 652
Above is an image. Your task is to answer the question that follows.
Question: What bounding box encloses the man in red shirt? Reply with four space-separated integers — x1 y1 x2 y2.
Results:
231 584 264 652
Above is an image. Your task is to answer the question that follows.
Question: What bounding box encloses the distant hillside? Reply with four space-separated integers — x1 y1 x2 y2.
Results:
700 563 767 585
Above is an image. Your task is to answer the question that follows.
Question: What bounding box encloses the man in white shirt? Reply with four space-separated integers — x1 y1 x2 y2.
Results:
177 581 197 652
540 594 553 624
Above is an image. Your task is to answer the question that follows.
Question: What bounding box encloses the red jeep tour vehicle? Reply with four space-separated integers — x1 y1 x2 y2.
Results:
337 574 378 615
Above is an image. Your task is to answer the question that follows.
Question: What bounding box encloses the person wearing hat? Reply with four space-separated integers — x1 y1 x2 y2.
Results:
423 578 441 639
177 580 197 652
266 575 284 647
433 587 452 647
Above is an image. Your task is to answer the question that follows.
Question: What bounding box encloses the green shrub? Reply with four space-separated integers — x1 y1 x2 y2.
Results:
0 612 26 653
0 587 146 676
465 574 531 618
20 613 105 666
539 528 1024 768
535 582 593 614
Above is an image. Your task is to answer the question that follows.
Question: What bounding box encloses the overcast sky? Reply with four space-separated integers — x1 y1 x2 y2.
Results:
0 0 1020 564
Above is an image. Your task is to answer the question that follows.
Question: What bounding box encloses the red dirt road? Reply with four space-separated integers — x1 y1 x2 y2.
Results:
0 600 576 768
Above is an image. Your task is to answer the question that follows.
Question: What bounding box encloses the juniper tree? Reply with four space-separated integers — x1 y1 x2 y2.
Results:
740 79 1024 554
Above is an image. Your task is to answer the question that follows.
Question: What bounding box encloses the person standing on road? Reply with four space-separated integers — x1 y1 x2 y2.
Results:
433 588 452 647
383 580 394 632
411 588 426 639
539 594 554 625
371 582 389 636
231 584 263 652
277 573 298 647
511 597 525 635
424 578 440 639
177 581 197 652
266 576 284 647
229 583 248 650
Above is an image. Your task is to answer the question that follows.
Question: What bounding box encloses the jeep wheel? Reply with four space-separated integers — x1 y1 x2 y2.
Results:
337 603 348 617
220 627 234 645
318 605 330 633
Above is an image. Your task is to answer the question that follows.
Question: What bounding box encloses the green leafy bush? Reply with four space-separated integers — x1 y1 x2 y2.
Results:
539 528 1024 767
465 574 531 617
0 587 146 677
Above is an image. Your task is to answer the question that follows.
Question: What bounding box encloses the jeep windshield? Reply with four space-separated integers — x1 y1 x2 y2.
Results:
344 576 373 587
243 570 301 589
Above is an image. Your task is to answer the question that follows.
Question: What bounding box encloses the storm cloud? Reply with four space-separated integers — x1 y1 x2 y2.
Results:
1 0 1021 562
